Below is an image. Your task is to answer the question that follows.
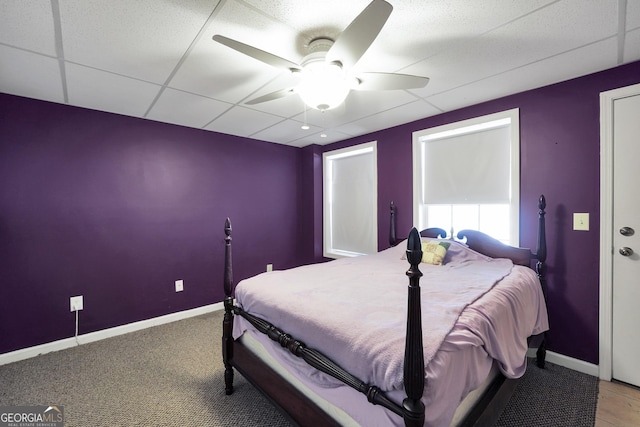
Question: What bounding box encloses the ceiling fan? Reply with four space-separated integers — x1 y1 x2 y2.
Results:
213 0 429 111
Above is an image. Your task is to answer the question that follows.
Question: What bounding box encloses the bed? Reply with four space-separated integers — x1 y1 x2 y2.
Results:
221 195 549 427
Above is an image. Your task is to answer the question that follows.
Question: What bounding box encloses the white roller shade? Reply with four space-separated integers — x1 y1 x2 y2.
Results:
324 142 377 257
329 151 375 254
422 125 511 204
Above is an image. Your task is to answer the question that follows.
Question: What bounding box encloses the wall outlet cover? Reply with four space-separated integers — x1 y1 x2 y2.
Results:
70 295 84 312
175 280 184 292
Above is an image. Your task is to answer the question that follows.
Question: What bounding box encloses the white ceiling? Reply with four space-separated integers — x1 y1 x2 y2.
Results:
1 0 638 147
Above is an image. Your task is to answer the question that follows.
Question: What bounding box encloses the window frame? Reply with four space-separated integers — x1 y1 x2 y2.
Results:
412 109 520 245
323 141 378 259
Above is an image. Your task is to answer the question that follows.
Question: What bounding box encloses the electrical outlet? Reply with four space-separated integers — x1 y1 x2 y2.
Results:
266 264 273 272
175 279 184 292
70 295 84 312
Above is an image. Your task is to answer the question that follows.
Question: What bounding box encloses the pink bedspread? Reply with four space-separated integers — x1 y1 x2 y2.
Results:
232 240 549 426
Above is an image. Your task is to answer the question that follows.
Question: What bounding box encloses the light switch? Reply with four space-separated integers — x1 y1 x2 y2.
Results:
573 213 589 231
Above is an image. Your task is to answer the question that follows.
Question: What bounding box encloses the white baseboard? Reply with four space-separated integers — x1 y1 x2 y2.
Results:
527 348 599 377
3 307 600 379
0 302 224 366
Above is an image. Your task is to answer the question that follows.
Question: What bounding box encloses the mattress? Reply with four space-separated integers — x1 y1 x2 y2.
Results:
239 328 502 426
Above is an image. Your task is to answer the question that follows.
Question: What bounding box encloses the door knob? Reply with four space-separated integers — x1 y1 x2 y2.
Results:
619 247 634 257
620 226 635 237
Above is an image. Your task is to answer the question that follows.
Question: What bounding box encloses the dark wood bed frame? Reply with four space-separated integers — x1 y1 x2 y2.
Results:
222 195 547 426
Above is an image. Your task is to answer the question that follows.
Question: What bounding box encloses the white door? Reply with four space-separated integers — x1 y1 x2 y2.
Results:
611 92 640 387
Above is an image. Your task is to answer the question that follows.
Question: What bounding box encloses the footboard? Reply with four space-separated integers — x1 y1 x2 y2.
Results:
222 220 427 426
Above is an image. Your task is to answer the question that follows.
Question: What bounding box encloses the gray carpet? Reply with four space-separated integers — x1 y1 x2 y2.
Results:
0 311 597 426
496 359 599 427
0 311 291 427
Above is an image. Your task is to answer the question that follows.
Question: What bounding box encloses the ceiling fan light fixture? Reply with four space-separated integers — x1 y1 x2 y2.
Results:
215 1 429 110
297 61 353 111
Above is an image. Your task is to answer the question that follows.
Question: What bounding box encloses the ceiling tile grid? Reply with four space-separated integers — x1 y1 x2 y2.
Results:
1 0 639 146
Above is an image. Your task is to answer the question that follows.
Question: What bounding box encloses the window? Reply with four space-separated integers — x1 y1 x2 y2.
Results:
323 141 377 258
412 109 519 245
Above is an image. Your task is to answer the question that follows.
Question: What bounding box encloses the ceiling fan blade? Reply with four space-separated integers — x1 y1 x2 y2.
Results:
326 0 393 69
213 35 301 72
355 72 429 91
245 88 296 105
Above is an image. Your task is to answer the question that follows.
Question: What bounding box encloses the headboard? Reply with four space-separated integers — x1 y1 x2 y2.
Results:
389 195 547 274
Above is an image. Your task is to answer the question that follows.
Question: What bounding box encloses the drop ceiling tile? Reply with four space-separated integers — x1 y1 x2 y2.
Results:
0 1 56 56
0 1 57 55
628 0 640 29
147 88 231 129
426 38 619 112
624 28 640 64
66 63 161 117
0 46 64 103
204 105 286 137
59 0 219 84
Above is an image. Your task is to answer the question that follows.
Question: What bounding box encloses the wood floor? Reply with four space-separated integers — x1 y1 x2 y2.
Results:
596 380 640 426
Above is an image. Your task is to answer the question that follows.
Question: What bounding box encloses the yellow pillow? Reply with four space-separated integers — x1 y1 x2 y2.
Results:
421 241 451 265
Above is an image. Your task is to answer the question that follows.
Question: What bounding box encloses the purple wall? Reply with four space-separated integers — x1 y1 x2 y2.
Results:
309 60 640 364
3 61 640 364
0 94 303 354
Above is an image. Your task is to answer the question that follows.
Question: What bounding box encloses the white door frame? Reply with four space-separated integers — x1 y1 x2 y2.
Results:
599 82 640 380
